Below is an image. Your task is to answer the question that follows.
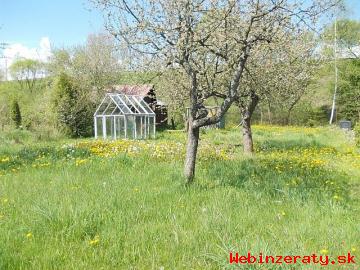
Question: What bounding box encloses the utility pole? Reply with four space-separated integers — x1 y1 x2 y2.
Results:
329 17 337 124
0 42 9 81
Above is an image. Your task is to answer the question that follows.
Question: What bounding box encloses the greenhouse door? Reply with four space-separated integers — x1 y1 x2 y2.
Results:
114 116 125 139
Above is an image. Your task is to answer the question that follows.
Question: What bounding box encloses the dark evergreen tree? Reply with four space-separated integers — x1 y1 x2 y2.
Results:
52 72 93 137
10 100 22 129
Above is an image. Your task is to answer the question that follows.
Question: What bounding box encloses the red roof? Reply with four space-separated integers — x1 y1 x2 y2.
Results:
108 85 154 96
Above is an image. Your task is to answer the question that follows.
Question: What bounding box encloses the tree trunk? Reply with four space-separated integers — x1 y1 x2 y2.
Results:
285 100 298 125
171 117 176 130
240 92 259 154
184 122 200 184
242 116 254 154
267 101 272 124
285 110 291 125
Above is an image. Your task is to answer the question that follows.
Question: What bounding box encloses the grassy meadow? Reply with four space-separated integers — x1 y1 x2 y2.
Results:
0 125 359 269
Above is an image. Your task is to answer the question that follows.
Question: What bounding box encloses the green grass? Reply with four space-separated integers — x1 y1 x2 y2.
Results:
0 125 359 269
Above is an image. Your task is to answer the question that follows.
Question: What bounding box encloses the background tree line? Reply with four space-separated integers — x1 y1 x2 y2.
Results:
3 19 358 138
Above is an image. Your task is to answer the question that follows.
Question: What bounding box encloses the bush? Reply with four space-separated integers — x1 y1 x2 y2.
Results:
337 59 360 124
355 124 360 147
52 73 93 137
10 100 22 129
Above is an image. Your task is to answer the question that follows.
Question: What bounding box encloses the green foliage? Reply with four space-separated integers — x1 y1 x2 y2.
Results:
322 19 360 124
323 19 360 51
355 124 360 147
337 59 360 123
52 73 93 137
48 34 121 94
10 100 22 129
306 105 329 126
322 19 360 61
9 59 42 91
0 69 157 138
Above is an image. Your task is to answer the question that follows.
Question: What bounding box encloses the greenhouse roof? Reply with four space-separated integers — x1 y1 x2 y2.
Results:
94 93 155 117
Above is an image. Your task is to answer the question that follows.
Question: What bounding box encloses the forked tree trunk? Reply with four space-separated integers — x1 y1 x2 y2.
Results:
184 122 200 183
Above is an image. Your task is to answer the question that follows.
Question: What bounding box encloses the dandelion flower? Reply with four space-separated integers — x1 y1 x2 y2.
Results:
320 249 328 255
26 232 33 239
351 247 356 252
75 159 87 166
89 235 100 246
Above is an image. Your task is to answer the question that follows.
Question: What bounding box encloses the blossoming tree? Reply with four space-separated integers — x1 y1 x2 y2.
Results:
92 0 339 183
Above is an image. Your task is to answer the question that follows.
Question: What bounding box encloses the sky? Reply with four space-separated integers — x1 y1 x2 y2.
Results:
0 0 104 73
341 0 360 20
0 0 360 73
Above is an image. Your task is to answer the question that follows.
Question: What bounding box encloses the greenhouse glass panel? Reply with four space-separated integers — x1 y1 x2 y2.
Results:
138 98 154 114
94 93 156 140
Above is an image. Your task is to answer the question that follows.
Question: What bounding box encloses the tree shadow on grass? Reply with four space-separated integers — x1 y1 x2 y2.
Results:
202 157 350 203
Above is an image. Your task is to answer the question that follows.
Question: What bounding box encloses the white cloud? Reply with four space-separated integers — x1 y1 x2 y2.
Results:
0 37 52 79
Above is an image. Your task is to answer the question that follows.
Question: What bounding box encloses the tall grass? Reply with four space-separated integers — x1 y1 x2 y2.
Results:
0 126 358 269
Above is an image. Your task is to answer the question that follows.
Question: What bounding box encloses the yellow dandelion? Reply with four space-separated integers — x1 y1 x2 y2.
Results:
89 235 100 246
333 195 340 200
281 211 286 216
351 247 356 252
133 187 139 192
75 159 87 166
2 198 8 204
26 232 33 239
320 249 329 255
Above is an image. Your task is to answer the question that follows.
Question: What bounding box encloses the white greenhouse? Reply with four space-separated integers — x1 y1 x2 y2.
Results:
94 93 156 139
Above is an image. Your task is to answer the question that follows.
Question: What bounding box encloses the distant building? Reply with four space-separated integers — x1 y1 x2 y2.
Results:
106 85 168 127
